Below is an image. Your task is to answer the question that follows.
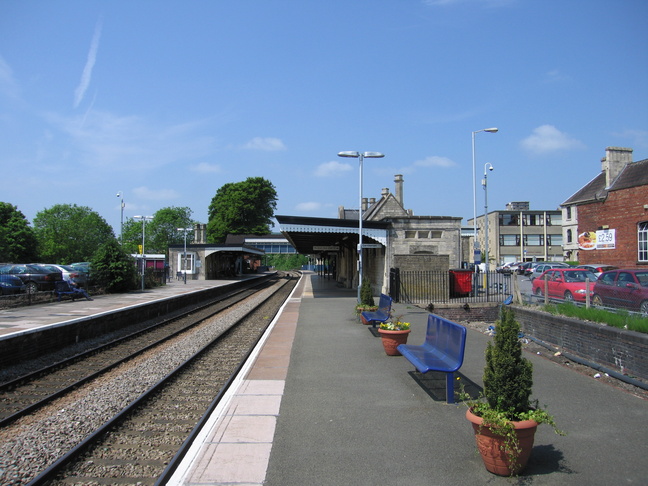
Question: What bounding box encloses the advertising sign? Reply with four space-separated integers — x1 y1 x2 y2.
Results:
578 229 616 250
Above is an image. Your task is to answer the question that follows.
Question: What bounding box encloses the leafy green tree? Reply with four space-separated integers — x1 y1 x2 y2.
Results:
33 204 116 264
0 202 39 263
207 177 278 243
91 239 138 293
121 207 195 257
265 254 308 271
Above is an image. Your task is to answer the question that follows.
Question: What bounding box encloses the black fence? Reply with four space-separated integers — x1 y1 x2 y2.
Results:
389 268 511 305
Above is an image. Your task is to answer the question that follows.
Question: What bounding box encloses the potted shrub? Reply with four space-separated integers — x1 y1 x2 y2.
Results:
463 306 564 476
377 319 410 355
356 278 377 322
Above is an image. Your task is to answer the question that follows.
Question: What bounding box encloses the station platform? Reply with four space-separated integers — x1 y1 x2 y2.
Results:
2 273 647 484
169 272 648 485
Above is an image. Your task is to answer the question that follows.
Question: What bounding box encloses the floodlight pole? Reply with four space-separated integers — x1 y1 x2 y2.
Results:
116 191 125 245
338 151 385 303
472 128 498 270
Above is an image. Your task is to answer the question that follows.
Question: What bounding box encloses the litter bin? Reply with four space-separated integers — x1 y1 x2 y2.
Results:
449 269 473 297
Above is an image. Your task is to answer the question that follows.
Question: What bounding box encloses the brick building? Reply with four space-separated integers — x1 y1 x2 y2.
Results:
561 147 648 267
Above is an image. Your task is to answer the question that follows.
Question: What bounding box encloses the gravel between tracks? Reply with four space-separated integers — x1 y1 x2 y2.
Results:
0 284 280 486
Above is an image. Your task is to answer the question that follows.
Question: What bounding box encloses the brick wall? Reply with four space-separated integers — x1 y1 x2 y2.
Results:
578 185 648 267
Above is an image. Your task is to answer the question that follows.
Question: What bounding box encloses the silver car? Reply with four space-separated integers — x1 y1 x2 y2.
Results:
33 264 88 287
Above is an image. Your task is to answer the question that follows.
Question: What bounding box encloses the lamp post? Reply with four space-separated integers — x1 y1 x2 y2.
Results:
338 151 385 303
472 128 498 270
177 227 192 284
133 215 153 291
482 163 494 296
116 191 124 245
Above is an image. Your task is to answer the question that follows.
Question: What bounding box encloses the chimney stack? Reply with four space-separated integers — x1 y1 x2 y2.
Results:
601 147 633 188
394 174 404 207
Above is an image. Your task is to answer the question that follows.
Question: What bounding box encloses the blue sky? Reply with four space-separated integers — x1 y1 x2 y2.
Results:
1 0 647 236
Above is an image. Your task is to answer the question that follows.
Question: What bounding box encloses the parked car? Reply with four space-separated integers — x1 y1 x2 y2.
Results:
0 264 63 293
32 264 88 287
496 262 518 274
592 269 648 315
528 262 571 281
532 268 598 303
575 264 618 278
0 274 26 295
517 261 537 276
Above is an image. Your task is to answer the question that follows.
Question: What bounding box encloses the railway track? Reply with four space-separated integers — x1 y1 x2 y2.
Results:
0 271 299 485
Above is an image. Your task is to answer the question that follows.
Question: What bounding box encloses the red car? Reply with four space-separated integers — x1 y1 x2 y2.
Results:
532 268 598 303
592 269 648 316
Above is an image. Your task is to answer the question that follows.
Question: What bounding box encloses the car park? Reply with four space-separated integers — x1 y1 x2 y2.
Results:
532 268 598 303
33 264 88 287
496 262 519 274
575 264 618 278
592 269 648 315
0 274 25 295
515 262 533 275
0 264 63 293
528 262 571 281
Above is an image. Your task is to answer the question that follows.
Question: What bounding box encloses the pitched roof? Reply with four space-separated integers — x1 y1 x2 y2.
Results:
562 158 648 206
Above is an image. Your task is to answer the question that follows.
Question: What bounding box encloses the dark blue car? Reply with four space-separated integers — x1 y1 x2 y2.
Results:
0 274 26 295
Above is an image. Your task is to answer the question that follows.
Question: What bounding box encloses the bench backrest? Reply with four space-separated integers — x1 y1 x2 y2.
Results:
55 281 73 292
378 293 392 315
424 314 467 368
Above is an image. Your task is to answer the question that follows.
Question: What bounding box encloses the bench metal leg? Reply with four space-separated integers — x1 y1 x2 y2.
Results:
445 372 455 404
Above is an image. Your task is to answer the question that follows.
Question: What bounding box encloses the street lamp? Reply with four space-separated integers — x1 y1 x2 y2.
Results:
472 128 498 269
116 191 125 245
177 227 192 284
133 215 153 291
338 151 385 303
482 164 494 292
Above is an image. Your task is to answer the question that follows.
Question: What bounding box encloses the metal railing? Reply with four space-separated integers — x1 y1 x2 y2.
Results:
389 269 511 305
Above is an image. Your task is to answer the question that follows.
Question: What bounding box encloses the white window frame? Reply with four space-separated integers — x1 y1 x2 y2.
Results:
178 252 196 274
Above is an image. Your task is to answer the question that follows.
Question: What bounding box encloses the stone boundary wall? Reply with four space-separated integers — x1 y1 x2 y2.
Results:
427 303 648 383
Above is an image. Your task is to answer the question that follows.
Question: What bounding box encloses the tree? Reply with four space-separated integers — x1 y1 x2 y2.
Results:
207 177 277 243
120 207 195 257
0 202 39 263
33 204 116 264
91 239 138 293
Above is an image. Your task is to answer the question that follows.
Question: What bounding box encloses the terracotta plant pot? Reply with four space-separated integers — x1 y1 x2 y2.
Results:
377 329 410 355
465 408 538 476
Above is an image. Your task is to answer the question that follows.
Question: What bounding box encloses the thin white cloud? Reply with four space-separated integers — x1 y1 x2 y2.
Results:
132 186 179 200
314 160 353 177
413 155 456 168
612 129 648 149
543 69 571 83
191 162 222 173
74 19 102 108
0 55 20 99
295 202 322 212
520 125 585 154
242 137 286 151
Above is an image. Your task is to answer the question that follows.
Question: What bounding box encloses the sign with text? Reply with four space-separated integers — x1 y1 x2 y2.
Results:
313 246 339 251
578 229 616 250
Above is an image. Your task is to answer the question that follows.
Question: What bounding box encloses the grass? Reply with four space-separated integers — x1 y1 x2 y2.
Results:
543 302 648 334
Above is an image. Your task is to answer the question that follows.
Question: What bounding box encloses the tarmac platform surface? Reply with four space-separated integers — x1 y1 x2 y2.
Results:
1 273 647 485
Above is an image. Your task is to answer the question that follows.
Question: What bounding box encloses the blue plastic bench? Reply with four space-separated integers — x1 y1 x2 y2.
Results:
360 293 392 328
397 314 467 403
54 281 93 302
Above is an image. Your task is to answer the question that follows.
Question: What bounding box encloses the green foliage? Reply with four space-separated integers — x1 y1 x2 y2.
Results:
33 204 116 264
91 239 138 293
462 307 564 474
264 253 308 270
121 207 195 256
483 307 533 415
207 177 278 243
0 202 39 263
360 277 374 306
544 303 648 333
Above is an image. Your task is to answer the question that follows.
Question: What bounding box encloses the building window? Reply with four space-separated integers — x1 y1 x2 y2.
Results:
499 214 519 226
567 229 572 243
405 231 417 239
417 231 430 239
178 252 196 274
547 213 562 226
547 234 562 246
500 234 519 246
639 222 648 262
566 206 572 220
430 230 443 239
524 234 544 246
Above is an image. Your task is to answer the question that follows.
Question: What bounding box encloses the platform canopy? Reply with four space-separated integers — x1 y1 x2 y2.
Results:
276 215 389 255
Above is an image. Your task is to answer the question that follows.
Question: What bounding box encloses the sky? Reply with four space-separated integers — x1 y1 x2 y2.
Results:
1 0 647 238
